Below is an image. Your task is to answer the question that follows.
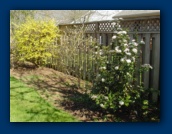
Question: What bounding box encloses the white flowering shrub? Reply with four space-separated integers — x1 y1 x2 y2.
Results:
90 19 153 115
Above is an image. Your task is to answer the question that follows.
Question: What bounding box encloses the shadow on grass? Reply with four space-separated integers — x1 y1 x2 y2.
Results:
10 76 78 122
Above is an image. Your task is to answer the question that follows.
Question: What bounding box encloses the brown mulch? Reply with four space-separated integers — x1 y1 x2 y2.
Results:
10 67 119 122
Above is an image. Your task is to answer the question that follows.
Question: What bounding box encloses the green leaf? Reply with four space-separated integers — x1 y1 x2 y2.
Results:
142 105 148 109
125 102 129 107
143 100 149 105
126 95 131 100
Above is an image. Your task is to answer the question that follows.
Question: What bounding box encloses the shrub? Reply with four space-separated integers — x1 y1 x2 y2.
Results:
14 17 60 66
90 19 156 119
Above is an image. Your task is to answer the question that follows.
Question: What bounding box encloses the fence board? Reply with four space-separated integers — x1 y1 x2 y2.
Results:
102 33 107 46
152 33 160 102
107 33 113 46
143 33 151 89
78 47 81 88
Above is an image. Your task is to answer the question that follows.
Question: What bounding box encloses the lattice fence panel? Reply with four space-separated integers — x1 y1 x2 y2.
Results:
99 22 114 32
59 18 160 34
85 23 96 32
120 19 160 32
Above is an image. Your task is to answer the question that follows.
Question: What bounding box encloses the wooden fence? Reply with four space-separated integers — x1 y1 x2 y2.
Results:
48 17 160 102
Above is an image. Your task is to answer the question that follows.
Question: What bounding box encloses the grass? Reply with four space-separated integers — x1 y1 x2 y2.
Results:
10 76 79 122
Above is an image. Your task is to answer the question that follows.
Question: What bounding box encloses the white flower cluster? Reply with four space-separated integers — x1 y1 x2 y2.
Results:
126 72 132 77
120 58 125 63
133 42 138 46
141 64 153 69
132 48 137 54
100 104 105 108
140 40 145 45
124 44 128 47
112 35 117 40
132 57 135 62
99 50 103 55
131 39 138 46
119 100 124 105
126 52 131 56
124 48 129 52
115 46 122 53
120 39 138 57
117 31 127 35
91 95 98 100
95 46 99 48
120 57 132 64
124 48 131 55
101 78 105 82
123 39 128 43
115 66 119 70
104 96 108 100
99 66 106 70
126 59 131 63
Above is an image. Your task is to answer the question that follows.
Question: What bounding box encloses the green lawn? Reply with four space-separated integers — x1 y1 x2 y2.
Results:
10 76 79 122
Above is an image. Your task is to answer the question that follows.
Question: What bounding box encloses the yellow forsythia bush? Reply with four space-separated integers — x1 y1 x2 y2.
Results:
14 18 60 66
